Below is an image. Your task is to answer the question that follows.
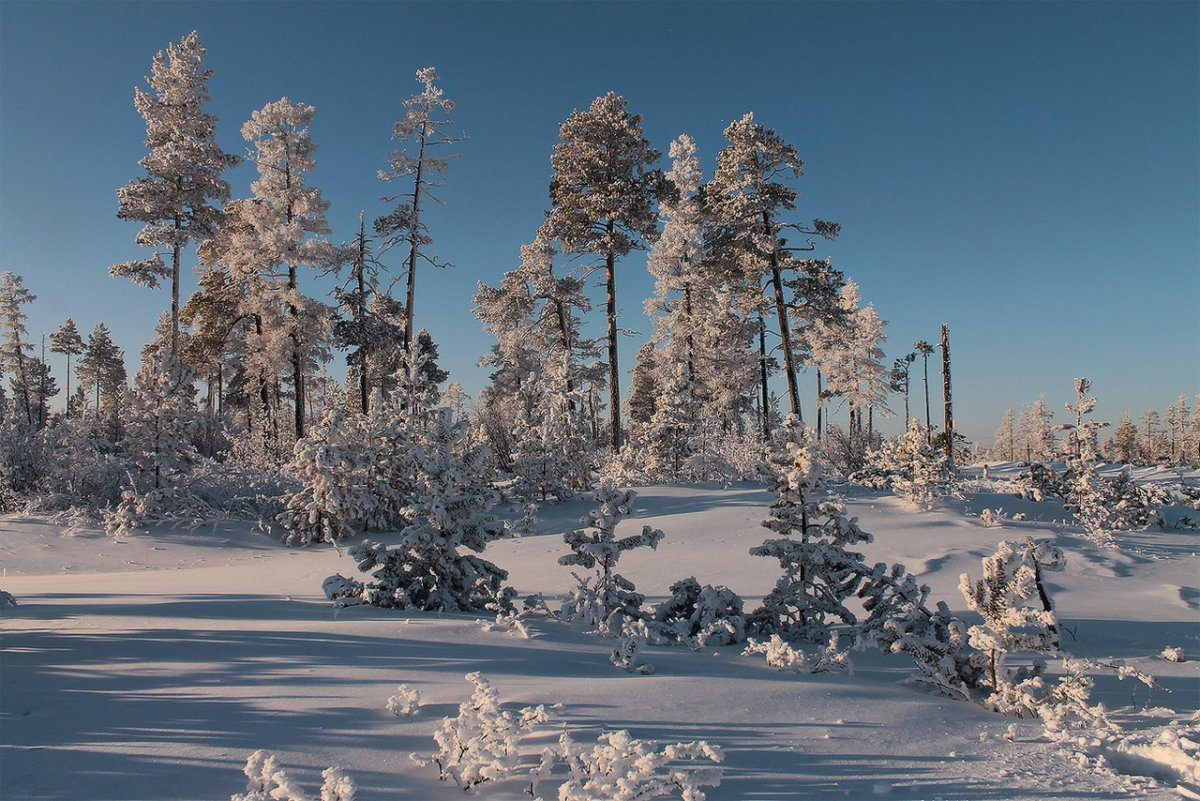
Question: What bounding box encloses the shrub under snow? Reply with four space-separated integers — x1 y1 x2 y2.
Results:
230 750 356 801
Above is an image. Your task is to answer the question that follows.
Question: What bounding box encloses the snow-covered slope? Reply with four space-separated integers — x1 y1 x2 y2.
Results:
2 484 1197 800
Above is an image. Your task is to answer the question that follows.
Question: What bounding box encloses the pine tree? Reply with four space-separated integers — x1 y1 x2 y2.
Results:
1060 378 1113 544
240 98 335 440
124 351 199 489
706 114 839 424
375 67 463 352
890 353 917 428
77 324 126 414
913 341 935 439
0 273 37 426
1017 396 1056 464
1165 395 1190 466
993 409 1016 462
626 342 659 429
110 32 239 358
50 319 85 418
544 93 663 453
1109 413 1140 464
1139 408 1160 463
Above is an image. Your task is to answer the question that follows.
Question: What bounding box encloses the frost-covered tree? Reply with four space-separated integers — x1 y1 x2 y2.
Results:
323 408 510 612
544 93 662 452
509 352 590 500
49 319 84 417
1166 395 1191 466
1108 413 1140 464
1017 396 1056 464
240 97 335 439
415 672 549 791
1060 379 1113 544
77 324 126 414
626 341 659 428
1139 408 1161 463
231 750 356 801
992 409 1016 462
959 538 1065 713
706 114 840 424
123 351 198 489
277 406 371 545
110 32 239 358
0 273 36 426
748 427 873 641
559 479 665 634
890 353 917 428
375 67 463 352
888 420 948 507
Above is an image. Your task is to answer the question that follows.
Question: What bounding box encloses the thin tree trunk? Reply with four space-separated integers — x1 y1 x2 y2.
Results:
64 353 72 417
941 324 954 470
923 354 931 440
285 164 305 440
403 121 429 352
605 222 621 453
764 211 802 420
357 212 369 414
816 370 824 440
759 316 769 440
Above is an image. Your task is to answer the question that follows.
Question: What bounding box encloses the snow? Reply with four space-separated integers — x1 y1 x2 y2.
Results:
2 481 1197 800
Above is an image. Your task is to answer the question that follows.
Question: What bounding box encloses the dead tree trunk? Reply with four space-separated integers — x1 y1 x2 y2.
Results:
941 323 954 470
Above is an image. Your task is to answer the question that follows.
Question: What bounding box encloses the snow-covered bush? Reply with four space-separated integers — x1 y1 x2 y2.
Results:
979 508 1003 528
413 672 550 791
652 576 747 647
323 409 512 613
230 750 356 801
959 537 1066 713
558 479 665 635
743 634 809 671
882 600 980 699
556 729 723 801
1161 646 1186 663
1009 463 1066 502
611 636 656 674
1095 469 1165 530
386 684 421 717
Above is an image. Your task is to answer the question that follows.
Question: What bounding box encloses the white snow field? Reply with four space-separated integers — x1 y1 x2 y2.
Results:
2 478 1198 800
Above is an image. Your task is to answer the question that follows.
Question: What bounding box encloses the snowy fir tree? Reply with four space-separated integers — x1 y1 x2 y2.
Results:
888 420 948 507
239 97 336 440
1106 413 1140 464
110 31 239 358
558 479 665 635
75 324 127 416
543 93 663 452
0 272 38 427
509 352 590 501
992 408 1017 462
277 405 371 545
49 319 85 419
747 426 873 641
1060 378 1114 544
123 350 199 489
323 408 511 612
1017 396 1056 464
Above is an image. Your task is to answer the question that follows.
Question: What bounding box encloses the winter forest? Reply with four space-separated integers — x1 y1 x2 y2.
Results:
2 7 1198 801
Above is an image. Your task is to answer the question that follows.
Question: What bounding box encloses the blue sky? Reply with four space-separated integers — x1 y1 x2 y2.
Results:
2 1 1196 442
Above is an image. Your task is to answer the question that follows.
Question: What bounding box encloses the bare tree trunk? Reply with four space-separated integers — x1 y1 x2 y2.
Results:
941 323 954 470
403 121 429 352
759 316 769 440
923 353 931 441
764 212 802 420
605 225 621 453
357 212 369 414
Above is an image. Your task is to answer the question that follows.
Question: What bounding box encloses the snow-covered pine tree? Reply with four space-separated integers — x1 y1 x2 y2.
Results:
277 405 371 545
110 32 239 358
913 340 935 438
375 67 463 352
1060 378 1113 544
1139 408 1161 464
1166 395 1191 466
1017 396 1056 464
323 407 510 612
0 273 37 427
509 353 589 501
959 538 1066 714
993 409 1017 462
76 324 126 415
1108 413 1140 464
544 93 662 453
642 362 701 481
49 319 84 418
747 426 873 641
706 114 840 424
559 479 665 634
123 350 199 489
888 420 948 507
240 97 336 440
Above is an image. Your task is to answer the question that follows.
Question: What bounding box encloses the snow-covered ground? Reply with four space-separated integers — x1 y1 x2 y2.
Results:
2 482 1198 800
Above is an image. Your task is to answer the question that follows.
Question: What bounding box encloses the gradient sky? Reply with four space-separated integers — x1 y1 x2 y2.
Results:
2 1 1197 443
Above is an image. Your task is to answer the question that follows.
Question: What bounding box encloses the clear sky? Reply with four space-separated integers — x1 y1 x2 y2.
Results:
2 1 1197 443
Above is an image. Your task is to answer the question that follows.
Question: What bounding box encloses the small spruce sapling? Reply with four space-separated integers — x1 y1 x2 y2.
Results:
558 479 665 635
